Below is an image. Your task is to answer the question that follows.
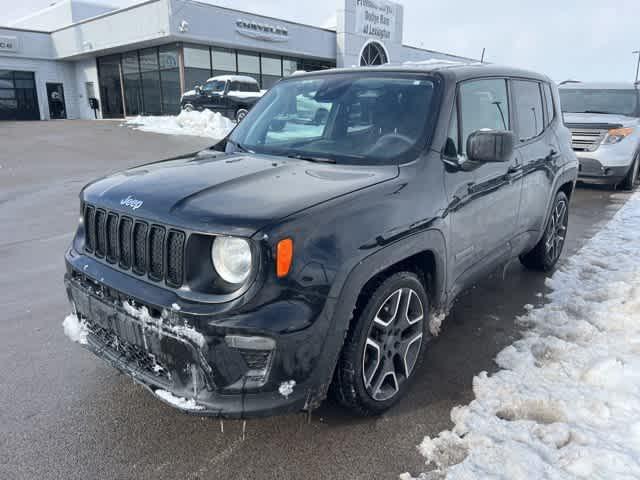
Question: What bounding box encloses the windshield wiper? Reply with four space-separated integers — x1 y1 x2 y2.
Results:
287 153 336 164
226 138 253 153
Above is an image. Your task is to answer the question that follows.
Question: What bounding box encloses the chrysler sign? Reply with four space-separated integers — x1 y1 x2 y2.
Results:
0 36 18 53
236 19 289 42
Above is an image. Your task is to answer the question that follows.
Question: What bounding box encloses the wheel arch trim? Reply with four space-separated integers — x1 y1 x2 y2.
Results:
309 229 447 406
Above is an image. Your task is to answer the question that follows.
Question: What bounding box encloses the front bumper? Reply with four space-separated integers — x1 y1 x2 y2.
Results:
64 258 336 418
577 157 629 184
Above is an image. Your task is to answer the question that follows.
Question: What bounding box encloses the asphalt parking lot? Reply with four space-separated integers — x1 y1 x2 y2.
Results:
0 120 635 480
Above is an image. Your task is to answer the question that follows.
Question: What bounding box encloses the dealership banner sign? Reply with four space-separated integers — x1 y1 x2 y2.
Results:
354 0 398 42
0 35 19 53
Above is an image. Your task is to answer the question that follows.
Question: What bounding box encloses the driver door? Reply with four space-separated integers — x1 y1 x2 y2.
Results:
445 78 522 291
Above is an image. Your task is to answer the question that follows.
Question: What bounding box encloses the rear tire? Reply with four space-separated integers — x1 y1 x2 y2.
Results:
520 191 569 272
620 154 639 191
332 272 429 416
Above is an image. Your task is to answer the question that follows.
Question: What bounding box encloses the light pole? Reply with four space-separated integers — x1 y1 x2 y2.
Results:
634 50 640 84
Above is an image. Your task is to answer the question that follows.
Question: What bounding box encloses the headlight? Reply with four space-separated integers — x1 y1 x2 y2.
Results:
211 236 252 284
602 127 633 145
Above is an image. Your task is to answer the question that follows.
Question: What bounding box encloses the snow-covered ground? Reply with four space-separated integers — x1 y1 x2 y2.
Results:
124 109 235 139
404 192 640 479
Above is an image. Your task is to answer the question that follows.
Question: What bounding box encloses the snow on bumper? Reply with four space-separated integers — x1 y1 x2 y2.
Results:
405 192 640 479
63 271 320 417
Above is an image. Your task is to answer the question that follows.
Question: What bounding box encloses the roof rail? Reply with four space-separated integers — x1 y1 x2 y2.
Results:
559 80 581 86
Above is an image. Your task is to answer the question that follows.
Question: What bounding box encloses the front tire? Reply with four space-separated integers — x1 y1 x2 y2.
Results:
620 154 639 191
520 191 569 272
182 104 194 112
332 272 429 416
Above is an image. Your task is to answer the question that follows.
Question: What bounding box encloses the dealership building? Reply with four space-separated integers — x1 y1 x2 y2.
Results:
0 0 473 121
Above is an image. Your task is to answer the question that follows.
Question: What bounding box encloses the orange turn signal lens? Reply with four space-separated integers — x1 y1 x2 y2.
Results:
276 238 293 278
603 127 633 144
608 127 633 137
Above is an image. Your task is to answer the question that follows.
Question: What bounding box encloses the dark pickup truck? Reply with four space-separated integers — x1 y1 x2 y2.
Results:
64 63 577 418
180 75 265 121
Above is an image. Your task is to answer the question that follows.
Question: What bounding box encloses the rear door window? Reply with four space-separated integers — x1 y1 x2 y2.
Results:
512 80 545 141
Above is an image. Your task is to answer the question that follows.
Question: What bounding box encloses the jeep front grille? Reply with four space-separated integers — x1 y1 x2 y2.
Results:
568 127 607 152
83 204 186 287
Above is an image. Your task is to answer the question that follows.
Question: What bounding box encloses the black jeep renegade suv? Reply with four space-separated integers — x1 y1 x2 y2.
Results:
64 63 578 417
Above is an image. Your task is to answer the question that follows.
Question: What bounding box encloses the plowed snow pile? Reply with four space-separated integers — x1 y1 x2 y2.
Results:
403 192 640 479
124 109 235 139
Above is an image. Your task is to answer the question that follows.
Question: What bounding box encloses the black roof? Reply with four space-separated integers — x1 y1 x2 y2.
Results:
293 62 551 83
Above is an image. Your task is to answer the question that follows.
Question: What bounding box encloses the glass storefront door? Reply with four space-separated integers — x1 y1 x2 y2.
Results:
97 55 124 118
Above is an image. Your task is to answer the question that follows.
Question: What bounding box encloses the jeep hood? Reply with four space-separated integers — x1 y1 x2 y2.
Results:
564 112 640 129
81 152 398 237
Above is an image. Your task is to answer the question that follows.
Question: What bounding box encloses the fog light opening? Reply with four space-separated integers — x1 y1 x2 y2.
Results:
225 335 276 389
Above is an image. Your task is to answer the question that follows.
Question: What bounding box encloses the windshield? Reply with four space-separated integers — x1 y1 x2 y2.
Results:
202 80 226 94
227 73 438 164
559 88 640 117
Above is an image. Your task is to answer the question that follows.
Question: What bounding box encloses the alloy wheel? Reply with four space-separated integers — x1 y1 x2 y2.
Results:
544 198 568 264
362 288 424 402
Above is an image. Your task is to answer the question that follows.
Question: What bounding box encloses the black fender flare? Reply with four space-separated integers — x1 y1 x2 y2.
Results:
307 228 447 407
536 163 578 244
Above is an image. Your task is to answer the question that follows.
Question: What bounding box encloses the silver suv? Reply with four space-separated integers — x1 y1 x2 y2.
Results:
559 82 639 190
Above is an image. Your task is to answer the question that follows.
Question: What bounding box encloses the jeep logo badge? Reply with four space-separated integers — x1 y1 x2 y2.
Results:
120 195 143 210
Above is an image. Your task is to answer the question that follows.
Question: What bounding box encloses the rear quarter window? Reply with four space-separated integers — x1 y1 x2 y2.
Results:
543 83 555 125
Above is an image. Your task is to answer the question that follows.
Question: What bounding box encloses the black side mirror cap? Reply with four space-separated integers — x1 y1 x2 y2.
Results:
466 130 515 163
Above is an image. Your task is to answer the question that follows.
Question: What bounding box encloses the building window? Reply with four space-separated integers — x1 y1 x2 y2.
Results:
212 47 236 72
261 54 282 89
184 45 211 90
138 48 161 115
97 43 336 117
122 51 142 115
159 45 180 114
0 70 40 121
360 41 388 66
237 50 260 84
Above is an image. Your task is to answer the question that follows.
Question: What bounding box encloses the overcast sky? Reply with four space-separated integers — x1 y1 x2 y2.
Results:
2 0 639 82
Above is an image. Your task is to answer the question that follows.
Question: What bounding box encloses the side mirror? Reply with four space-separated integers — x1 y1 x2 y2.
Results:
466 130 515 163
